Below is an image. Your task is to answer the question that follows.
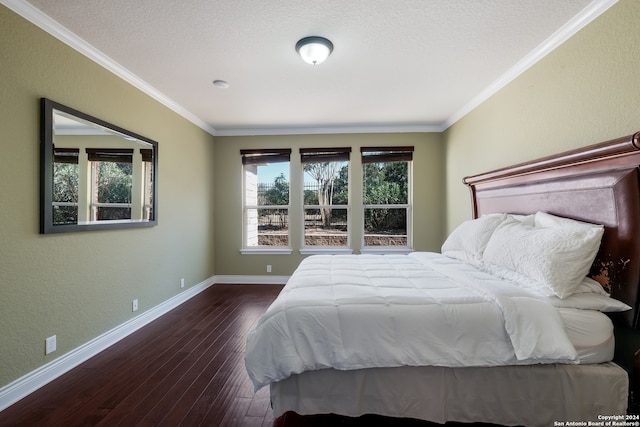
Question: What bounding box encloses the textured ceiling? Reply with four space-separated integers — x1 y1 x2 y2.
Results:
10 0 615 135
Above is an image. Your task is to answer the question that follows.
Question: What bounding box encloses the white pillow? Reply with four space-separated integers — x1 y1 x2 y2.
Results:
509 213 535 226
441 214 506 266
574 276 609 296
535 212 607 295
547 292 631 312
483 218 604 298
535 211 604 231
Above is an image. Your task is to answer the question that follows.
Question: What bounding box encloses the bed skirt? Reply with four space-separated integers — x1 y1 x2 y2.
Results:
270 362 628 426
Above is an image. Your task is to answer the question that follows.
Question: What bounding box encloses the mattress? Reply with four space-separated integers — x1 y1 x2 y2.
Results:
559 308 614 363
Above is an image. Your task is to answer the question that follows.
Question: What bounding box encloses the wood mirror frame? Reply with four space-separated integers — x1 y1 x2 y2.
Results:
40 98 158 233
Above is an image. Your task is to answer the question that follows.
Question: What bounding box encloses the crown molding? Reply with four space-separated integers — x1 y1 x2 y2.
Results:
214 123 445 136
443 0 618 130
1 0 218 136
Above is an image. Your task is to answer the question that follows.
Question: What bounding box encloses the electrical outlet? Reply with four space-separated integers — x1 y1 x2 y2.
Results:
45 335 56 355
180 278 185 288
266 265 272 273
132 299 138 312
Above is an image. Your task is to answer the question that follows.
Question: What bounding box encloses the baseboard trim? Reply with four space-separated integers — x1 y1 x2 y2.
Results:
214 275 290 285
0 276 216 412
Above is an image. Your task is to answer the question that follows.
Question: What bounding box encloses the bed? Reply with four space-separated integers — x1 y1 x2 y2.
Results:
245 132 640 426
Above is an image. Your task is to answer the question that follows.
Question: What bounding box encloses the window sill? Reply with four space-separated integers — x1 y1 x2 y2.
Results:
300 248 354 255
240 248 293 255
360 247 414 255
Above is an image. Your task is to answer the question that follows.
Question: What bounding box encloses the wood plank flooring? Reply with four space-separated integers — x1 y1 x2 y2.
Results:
0 284 489 427
0 284 280 427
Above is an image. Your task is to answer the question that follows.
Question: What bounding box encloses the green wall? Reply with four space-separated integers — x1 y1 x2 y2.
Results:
0 6 215 387
444 0 640 231
214 133 445 276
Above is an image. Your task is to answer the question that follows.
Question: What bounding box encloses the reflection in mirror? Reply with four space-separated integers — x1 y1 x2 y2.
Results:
41 98 158 233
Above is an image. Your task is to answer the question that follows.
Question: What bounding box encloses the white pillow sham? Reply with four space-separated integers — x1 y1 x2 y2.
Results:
509 213 536 226
441 213 535 266
575 276 609 296
547 291 631 312
535 211 603 231
483 217 604 299
441 214 507 266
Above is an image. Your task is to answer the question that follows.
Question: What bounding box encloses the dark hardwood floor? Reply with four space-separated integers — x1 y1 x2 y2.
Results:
0 284 280 427
0 284 488 427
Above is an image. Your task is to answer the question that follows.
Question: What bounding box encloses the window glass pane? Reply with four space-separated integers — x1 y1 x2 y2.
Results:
363 159 410 248
256 163 289 206
303 161 348 205
244 160 290 247
53 162 79 225
246 208 289 246
97 206 132 221
364 208 407 246
304 208 348 246
96 162 132 204
363 161 408 205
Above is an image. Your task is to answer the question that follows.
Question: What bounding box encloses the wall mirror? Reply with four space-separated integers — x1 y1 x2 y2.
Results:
40 98 158 233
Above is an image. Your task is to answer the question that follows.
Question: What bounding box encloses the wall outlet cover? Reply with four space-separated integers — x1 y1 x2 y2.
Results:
45 335 56 355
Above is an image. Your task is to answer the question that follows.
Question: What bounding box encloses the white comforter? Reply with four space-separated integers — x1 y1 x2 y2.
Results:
245 252 579 391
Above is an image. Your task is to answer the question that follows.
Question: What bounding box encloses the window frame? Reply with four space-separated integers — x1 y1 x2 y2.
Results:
88 153 133 222
240 148 293 254
300 147 353 255
52 148 80 225
360 146 414 254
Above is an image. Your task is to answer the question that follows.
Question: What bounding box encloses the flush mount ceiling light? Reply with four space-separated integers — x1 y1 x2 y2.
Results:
213 79 230 89
295 36 334 65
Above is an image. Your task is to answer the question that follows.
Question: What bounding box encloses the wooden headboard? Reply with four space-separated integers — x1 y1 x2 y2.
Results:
464 132 640 329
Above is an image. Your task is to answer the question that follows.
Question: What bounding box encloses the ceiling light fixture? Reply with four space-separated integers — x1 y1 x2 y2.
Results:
295 36 333 65
213 79 230 89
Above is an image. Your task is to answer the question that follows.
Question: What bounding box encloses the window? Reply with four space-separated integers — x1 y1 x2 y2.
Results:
52 147 79 225
241 149 291 250
50 145 152 226
361 146 413 248
87 148 134 221
301 147 350 248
